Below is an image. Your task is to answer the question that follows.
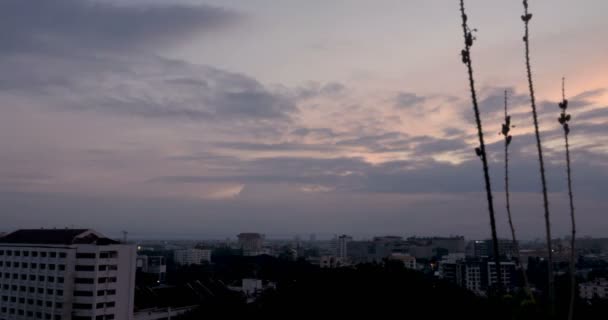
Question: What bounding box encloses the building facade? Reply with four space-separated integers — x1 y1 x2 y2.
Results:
439 257 517 295
237 233 264 256
579 278 608 300
0 229 136 320
173 249 211 266
136 256 166 283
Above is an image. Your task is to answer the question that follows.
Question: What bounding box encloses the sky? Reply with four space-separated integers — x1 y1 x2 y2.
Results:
1 0 607 240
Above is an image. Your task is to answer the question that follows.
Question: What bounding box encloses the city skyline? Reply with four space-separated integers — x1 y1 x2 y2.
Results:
1 0 608 240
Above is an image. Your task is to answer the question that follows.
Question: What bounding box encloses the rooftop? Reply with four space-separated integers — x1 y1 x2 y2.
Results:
0 229 120 245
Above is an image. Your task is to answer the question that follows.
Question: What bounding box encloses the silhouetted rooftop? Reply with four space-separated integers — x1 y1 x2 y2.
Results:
0 229 119 245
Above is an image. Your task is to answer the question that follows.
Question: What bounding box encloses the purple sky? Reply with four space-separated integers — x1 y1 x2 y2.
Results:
1 0 607 240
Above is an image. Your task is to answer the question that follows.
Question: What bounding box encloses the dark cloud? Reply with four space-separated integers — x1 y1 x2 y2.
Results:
0 0 240 54
335 132 410 152
477 87 529 115
290 127 338 138
214 142 333 152
394 92 426 109
576 106 608 122
152 137 608 198
292 82 346 100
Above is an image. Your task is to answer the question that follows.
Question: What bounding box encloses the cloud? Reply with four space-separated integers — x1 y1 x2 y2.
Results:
0 0 240 54
394 92 426 109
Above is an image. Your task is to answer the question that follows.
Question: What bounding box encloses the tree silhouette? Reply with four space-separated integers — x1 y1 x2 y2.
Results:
458 0 502 292
521 0 554 312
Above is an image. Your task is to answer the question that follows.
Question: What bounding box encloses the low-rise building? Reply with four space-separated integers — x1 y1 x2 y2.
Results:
136 255 166 283
580 278 608 300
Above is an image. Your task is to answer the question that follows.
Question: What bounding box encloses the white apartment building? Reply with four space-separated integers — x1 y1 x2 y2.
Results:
0 229 136 320
579 278 608 300
173 249 211 266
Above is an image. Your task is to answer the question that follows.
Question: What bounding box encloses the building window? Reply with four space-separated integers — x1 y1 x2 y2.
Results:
41 252 47 258
73 303 93 310
49 264 56 270
56 289 63 296
76 265 96 271
75 278 94 284
106 289 116 295
50 252 57 258
76 253 96 259
14 251 20 257
46 289 54 295
74 291 94 297
100 251 117 259
59 252 67 258
58 277 64 283
58 264 65 271
32 252 38 257
23 251 29 257
31 263 37 269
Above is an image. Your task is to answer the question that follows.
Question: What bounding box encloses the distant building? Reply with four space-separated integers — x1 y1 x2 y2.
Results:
336 235 352 260
407 236 465 258
0 228 136 320
580 278 608 300
439 256 517 295
388 253 416 269
227 278 276 303
237 233 265 256
467 239 518 259
173 248 211 266
136 255 166 283
319 256 348 268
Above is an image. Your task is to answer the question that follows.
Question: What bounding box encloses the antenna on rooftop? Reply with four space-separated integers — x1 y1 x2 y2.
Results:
122 231 128 243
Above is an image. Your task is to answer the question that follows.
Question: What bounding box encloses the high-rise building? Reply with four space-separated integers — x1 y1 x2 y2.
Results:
336 235 352 260
237 233 264 256
0 228 136 320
